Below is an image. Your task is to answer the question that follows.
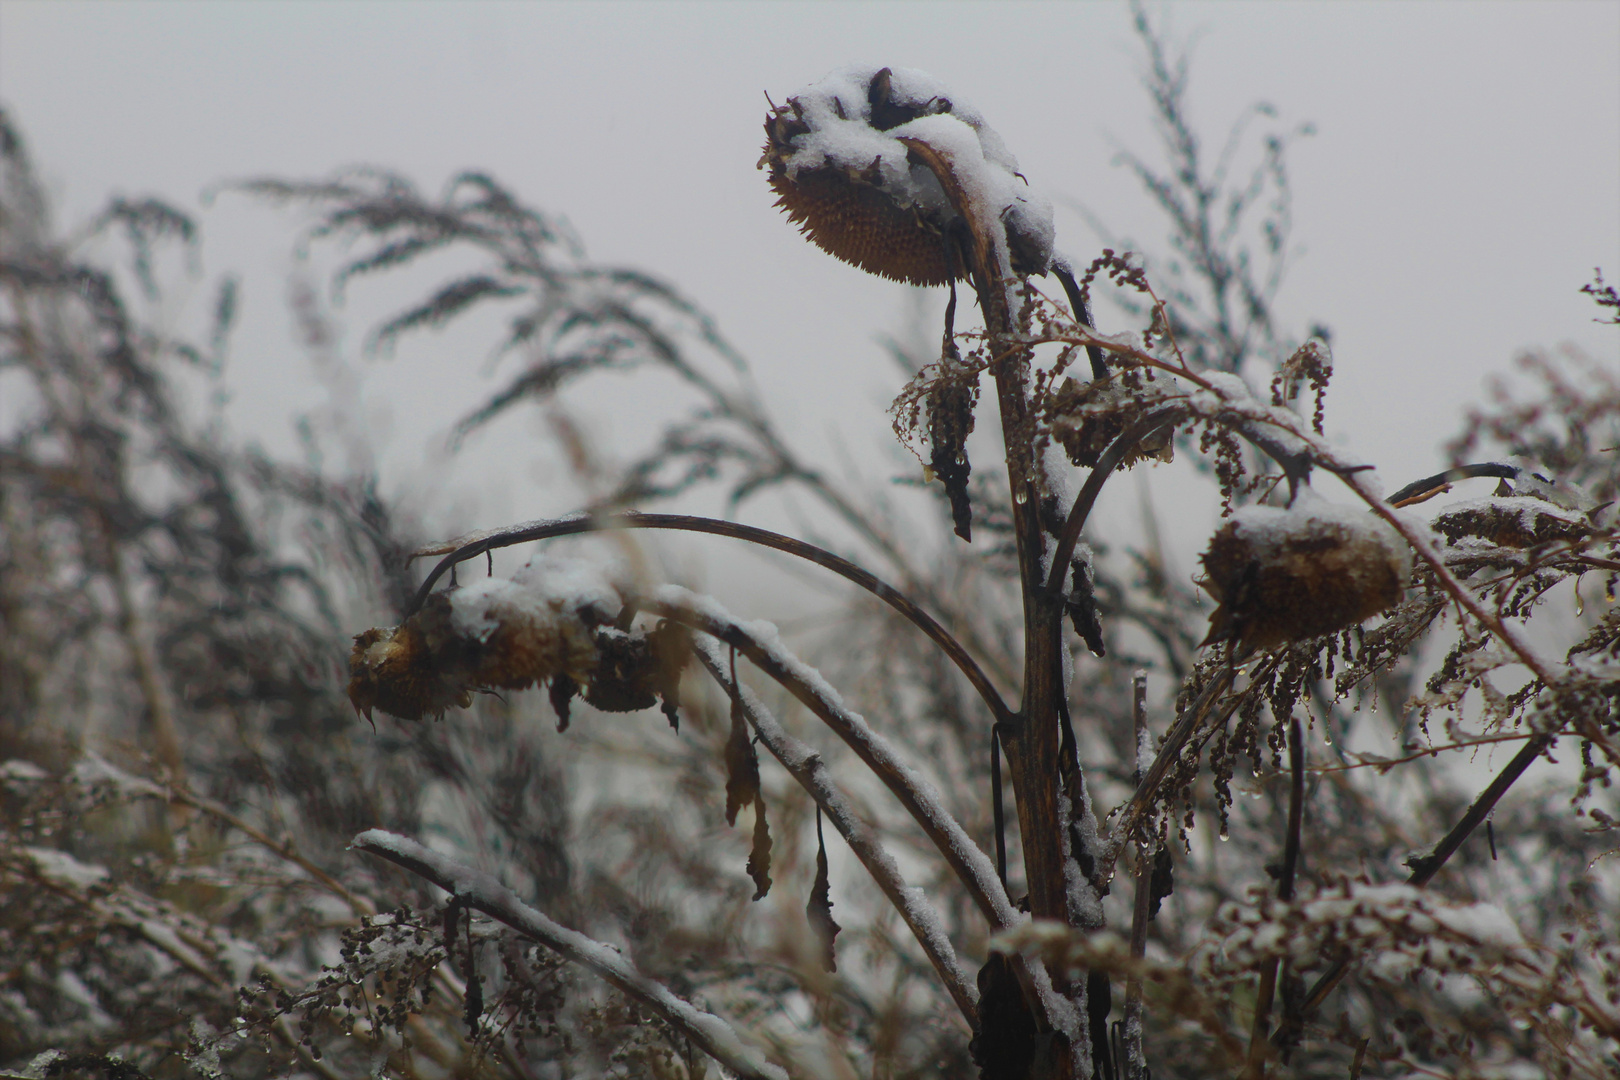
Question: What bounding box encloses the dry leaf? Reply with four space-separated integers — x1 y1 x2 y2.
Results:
806 821 840 971
724 675 761 826
747 794 773 902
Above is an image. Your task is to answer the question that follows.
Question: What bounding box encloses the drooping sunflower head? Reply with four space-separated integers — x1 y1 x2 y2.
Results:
760 65 1053 285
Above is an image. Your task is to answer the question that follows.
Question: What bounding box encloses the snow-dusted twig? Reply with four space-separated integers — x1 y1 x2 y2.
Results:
641 587 1019 933
689 637 981 1028
351 830 789 1080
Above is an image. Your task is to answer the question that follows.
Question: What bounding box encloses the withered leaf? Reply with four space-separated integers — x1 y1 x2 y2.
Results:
549 673 578 732
649 619 691 731
724 676 761 826
969 952 1044 1078
747 794 772 901
1066 557 1106 658
806 818 840 971
1149 843 1175 920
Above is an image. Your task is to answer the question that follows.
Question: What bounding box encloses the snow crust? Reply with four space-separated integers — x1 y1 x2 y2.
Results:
1196 880 1532 983
448 554 620 643
23 846 111 889
1227 488 1412 582
0 759 48 782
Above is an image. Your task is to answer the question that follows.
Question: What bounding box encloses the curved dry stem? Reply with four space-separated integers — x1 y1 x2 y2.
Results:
406 511 1013 726
352 830 790 1080
689 637 981 1029
1045 406 1187 596
640 586 1020 933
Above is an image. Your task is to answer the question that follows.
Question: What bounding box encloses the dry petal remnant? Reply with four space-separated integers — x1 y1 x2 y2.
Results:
760 65 1054 285
1199 496 1412 652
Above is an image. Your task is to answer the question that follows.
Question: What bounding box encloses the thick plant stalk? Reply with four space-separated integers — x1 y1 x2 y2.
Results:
690 638 981 1028
904 127 1093 1077
353 830 789 1080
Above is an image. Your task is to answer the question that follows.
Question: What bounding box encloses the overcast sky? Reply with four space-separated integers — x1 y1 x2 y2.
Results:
3 1 1617 588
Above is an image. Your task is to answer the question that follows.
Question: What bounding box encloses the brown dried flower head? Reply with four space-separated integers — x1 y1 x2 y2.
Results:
1199 495 1411 652
347 558 617 721
760 65 1053 285
1432 495 1593 550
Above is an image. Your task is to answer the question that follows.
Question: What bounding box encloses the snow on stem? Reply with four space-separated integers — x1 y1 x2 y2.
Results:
352 830 789 1080
690 638 982 1029
641 587 1020 932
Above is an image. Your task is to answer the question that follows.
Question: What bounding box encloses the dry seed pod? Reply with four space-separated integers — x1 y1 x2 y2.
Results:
348 617 469 723
761 65 1053 284
1199 495 1411 652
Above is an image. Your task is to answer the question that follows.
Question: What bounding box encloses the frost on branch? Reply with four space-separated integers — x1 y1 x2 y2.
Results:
346 557 686 724
761 64 1053 285
1198 492 1411 653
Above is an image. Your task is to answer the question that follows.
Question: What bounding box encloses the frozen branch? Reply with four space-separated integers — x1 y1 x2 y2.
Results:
408 511 1014 725
638 587 1019 932
352 830 789 1080
690 637 981 1028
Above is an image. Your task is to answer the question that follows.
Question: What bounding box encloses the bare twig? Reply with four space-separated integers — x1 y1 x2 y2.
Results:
1244 715 1304 1077
1101 655 1238 875
1046 407 1187 596
1122 672 1152 1080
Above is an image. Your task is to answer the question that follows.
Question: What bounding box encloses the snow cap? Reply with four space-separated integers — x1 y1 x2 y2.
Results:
1199 490 1412 652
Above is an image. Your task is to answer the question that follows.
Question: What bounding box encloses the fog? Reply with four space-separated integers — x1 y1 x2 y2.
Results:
4 0 1616 594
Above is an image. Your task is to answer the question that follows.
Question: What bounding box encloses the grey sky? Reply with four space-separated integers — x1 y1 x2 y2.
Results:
3 1 1617 574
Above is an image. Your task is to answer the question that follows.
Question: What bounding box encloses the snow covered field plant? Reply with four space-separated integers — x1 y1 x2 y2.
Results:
333 64 1619 1079
5 28 1618 1080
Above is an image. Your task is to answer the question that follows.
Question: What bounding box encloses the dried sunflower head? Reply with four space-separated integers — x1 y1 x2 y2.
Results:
1199 495 1411 652
760 65 1053 284
346 556 618 722
1432 495 1593 549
